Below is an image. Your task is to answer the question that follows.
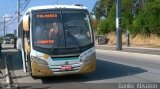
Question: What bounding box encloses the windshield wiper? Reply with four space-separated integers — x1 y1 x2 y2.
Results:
65 29 80 51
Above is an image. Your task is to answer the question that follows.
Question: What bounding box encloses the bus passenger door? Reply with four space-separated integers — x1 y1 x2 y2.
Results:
21 30 27 73
24 31 31 74
22 30 31 74
21 14 31 74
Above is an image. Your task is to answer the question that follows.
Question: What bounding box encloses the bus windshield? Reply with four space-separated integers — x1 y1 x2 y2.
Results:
32 10 93 50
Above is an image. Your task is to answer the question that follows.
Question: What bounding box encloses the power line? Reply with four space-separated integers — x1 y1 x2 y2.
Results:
0 16 12 37
0 0 31 36
17 0 32 23
0 1 18 36
6 17 17 26
20 0 31 12
0 15 16 30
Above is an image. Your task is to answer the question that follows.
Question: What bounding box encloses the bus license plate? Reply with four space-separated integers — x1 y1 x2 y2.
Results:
61 65 72 71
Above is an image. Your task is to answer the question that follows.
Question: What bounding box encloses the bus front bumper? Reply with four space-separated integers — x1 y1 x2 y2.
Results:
31 58 96 77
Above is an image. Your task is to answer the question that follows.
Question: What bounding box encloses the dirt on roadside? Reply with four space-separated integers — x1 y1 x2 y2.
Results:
105 32 160 48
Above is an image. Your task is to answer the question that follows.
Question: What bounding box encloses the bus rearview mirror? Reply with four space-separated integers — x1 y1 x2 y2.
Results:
23 15 30 32
90 14 96 28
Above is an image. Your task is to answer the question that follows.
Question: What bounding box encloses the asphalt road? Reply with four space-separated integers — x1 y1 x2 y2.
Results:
1 44 160 89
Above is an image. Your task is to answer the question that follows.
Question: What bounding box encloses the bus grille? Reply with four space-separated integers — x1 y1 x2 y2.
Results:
50 63 81 72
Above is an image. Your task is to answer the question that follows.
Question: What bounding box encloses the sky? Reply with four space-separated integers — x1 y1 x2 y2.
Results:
0 0 97 36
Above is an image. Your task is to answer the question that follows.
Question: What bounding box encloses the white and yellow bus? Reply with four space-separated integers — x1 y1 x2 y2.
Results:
17 5 96 77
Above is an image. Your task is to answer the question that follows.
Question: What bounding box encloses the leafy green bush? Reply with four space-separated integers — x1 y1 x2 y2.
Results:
97 20 108 35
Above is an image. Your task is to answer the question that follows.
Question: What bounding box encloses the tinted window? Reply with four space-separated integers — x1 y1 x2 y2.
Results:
32 10 93 50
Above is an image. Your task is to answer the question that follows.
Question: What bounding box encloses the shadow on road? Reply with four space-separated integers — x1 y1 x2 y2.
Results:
39 59 147 84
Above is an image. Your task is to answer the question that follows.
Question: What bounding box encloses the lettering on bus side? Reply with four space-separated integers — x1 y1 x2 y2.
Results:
79 48 94 59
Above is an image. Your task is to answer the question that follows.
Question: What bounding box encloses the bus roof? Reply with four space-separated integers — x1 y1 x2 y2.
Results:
26 5 88 12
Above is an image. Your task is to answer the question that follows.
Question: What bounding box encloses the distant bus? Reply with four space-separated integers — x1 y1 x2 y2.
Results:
17 5 96 77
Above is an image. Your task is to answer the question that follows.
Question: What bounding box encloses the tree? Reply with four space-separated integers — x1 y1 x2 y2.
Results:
93 0 160 37
94 0 133 34
121 0 133 32
132 0 160 37
93 0 114 20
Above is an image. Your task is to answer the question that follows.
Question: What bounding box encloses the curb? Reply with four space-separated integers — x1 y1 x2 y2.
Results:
96 45 160 51
96 45 160 56
4 55 12 89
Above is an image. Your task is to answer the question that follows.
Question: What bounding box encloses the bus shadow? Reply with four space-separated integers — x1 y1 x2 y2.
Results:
40 59 147 84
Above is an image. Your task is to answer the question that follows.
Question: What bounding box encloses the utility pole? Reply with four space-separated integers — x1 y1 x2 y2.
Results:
116 0 122 50
57 0 59 5
3 16 12 37
17 0 20 23
17 0 20 39
4 17 5 37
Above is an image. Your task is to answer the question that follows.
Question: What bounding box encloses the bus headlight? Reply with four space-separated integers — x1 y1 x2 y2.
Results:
31 56 48 66
83 53 96 63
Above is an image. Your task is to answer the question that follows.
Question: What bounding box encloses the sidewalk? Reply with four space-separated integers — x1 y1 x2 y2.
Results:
0 44 14 88
96 44 160 56
0 54 6 88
